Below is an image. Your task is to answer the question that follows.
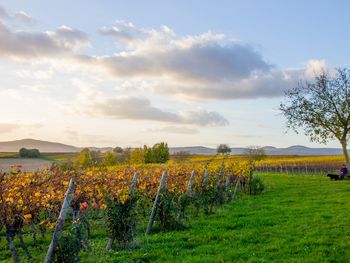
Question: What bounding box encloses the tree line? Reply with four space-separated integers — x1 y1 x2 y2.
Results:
72 142 170 168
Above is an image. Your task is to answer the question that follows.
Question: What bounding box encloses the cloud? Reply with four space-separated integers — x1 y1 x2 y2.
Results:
145 126 199 134
0 123 20 133
0 5 9 20
0 22 89 59
72 81 228 126
0 5 33 24
0 123 42 134
17 69 54 80
14 11 34 24
82 96 228 126
99 20 150 46
93 29 272 84
304 59 327 79
84 22 313 100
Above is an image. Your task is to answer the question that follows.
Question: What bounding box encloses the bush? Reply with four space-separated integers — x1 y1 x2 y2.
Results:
249 176 265 195
52 216 89 263
18 148 40 158
105 194 137 247
156 189 184 231
103 152 117 166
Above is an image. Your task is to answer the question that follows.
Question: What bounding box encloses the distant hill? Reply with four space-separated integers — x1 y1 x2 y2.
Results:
0 139 79 153
171 145 345 156
170 146 217 155
87 147 114 152
259 145 345 156
0 139 345 155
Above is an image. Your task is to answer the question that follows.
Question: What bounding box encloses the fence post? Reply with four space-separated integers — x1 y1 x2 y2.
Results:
224 171 232 193
146 171 168 235
305 163 308 175
129 172 139 195
185 170 196 196
178 170 197 219
201 169 209 189
44 178 75 263
231 171 242 203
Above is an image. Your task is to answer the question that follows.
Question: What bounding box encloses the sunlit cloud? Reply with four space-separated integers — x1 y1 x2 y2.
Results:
144 126 199 134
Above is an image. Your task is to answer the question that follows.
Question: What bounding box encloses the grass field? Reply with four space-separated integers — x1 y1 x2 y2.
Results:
1 173 349 262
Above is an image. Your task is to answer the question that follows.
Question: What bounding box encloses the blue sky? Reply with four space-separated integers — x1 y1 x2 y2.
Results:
0 1 349 148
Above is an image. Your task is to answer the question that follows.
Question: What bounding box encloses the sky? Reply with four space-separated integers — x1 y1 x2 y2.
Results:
0 0 349 148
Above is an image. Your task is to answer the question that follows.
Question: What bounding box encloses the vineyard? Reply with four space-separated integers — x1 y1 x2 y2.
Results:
0 159 259 262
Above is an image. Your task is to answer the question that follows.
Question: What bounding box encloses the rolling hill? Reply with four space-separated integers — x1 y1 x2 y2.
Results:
0 139 345 155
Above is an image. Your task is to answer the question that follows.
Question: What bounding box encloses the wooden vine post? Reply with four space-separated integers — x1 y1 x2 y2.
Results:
185 170 196 196
129 172 139 195
145 171 168 235
201 169 209 189
178 170 196 219
44 178 75 263
224 171 232 193
216 163 226 204
231 171 242 203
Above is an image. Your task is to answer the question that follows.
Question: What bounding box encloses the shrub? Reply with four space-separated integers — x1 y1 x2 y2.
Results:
249 176 265 195
105 194 137 247
103 152 117 166
19 148 40 158
52 216 89 263
156 189 184 231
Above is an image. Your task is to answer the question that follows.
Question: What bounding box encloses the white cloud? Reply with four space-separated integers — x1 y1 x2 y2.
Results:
0 5 34 25
99 20 150 47
81 96 228 126
304 59 327 79
145 126 199 134
0 122 42 134
17 69 54 80
0 5 9 20
14 11 33 24
0 123 20 134
92 30 272 83
70 79 228 126
84 22 313 100
0 22 89 59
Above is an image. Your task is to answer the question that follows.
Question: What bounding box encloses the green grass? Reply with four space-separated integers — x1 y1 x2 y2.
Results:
1 173 350 262
40 152 77 162
0 152 18 158
0 152 77 162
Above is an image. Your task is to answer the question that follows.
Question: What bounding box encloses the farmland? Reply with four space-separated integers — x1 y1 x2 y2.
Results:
0 172 349 262
0 152 349 262
0 158 53 173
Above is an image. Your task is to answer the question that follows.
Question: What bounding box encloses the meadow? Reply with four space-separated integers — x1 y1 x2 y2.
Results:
1 172 349 262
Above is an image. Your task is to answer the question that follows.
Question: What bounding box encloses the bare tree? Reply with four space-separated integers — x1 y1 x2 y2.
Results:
244 146 266 163
280 68 350 166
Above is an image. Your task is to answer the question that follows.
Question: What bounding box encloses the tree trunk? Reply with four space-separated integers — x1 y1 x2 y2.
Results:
340 139 349 168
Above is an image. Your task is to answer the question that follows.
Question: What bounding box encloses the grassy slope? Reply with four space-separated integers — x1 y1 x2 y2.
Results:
1 174 350 262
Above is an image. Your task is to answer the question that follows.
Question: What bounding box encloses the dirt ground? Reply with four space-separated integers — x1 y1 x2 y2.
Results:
0 158 53 172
